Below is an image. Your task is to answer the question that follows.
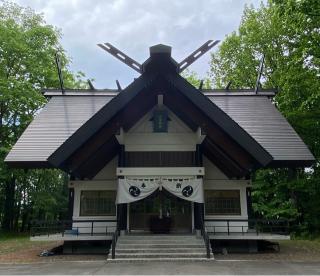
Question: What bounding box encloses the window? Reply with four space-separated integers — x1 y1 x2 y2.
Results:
80 190 116 216
205 190 241 215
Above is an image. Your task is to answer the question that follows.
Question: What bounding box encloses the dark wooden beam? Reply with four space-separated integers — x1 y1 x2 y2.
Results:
48 73 159 168
5 161 53 169
65 85 157 172
67 188 74 221
201 138 248 178
165 73 273 166
71 136 120 179
163 88 256 171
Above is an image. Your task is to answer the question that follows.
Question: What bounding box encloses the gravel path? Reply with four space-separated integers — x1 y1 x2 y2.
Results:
1 260 320 275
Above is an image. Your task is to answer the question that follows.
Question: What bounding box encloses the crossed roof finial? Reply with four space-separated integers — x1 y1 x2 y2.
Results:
97 39 220 74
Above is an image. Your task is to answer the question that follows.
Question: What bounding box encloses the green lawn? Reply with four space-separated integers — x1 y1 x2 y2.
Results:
0 232 28 254
1 232 320 262
280 239 320 253
0 232 56 255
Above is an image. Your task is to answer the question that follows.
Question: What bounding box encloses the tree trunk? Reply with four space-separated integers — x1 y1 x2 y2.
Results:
20 209 29 233
2 176 16 231
14 194 21 231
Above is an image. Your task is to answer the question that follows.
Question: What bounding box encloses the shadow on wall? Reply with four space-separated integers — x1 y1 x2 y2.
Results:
211 240 280 254
61 241 111 255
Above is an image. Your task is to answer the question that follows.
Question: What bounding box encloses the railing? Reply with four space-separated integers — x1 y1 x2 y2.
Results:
204 219 290 236
111 228 120 259
30 219 117 238
200 217 211 259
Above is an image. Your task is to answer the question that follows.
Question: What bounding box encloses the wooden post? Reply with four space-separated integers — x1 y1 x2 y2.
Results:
246 187 254 229
227 220 230 235
117 145 127 232
67 179 74 230
194 144 204 231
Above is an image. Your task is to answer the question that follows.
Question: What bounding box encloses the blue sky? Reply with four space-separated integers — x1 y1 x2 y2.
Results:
15 0 264 89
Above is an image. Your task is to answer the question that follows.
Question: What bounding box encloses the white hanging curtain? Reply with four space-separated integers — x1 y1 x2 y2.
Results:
116 176 204 204
116 177 159 204
161 177 204 203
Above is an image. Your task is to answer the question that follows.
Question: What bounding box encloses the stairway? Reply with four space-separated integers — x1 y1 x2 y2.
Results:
107 234 214 262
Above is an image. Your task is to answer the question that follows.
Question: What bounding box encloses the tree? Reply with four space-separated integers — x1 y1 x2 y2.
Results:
0 1 85 231
182 70 211 89
209 0 320 236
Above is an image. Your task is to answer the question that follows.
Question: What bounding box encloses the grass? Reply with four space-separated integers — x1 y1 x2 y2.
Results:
214 239 320 261
1 231 320 262
0 231 55 255
279 239 320 253
0 231 29 241
0 231 32 255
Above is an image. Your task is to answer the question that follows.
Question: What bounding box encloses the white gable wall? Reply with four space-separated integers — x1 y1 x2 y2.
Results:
93 157 118 180
118 106 204 152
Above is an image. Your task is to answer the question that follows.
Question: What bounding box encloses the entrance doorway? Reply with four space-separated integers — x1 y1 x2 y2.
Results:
129 190 192 233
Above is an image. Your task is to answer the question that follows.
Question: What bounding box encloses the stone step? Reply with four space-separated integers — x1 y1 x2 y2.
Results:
118 237 202 241
115 248 207 254
117 240 203 244
107 257 214 263
116 243 205 249
117 240 204 245
119 238 201 242
112 234 213 262
114 252 211 259
120 235 196 239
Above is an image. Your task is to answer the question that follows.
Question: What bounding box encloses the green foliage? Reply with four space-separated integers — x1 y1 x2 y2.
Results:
0 1 83 231
210 0 320 236
182 70 211 89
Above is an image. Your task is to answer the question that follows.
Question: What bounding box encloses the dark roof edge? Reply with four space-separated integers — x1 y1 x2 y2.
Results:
43 88 277 97
203 90 276 97
267 159 315 168
202 88 277 94
5 160 53 169
43 89 119 96
166 74 274 167
47 73 158 168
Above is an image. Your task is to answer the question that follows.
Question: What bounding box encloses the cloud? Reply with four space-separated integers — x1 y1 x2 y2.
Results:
14 0 264 88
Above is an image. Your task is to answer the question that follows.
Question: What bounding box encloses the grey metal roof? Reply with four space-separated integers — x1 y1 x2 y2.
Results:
208 96 314 161
5 96 113 164
5 93 314 166
202 91 276 97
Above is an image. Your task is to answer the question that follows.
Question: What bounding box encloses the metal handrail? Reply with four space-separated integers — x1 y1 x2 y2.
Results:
204 218 291 236
200 214 211 259
111 228 119 259
30 219 117 237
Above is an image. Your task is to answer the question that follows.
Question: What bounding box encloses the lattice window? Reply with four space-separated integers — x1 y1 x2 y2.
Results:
205 190 241 215
80 190 116 216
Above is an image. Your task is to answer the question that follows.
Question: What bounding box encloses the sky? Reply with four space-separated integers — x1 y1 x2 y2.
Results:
15 0 264 89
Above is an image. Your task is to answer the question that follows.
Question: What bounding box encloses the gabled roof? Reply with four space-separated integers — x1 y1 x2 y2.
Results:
48 72 159 169
5 96 113 167
41 46 274 178
47 76 273 172
209 96 315 164
163 73 273 166
5 44 315 177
